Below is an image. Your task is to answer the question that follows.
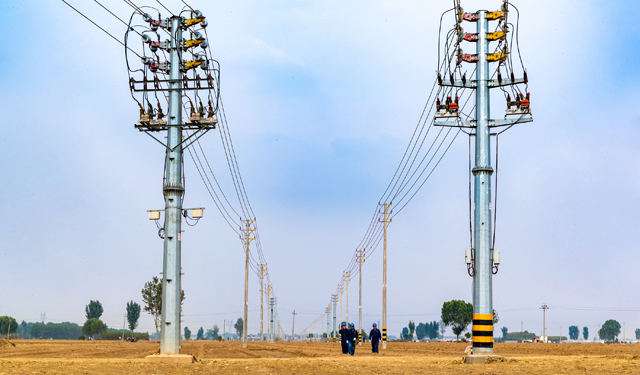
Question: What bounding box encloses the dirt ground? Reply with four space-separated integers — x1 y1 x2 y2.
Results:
1 339 639 374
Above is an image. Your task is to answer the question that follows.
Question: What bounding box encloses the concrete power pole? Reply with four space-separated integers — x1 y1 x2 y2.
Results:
345 271 350 327
541 304 548 342
339 284 344 327
260 264 267 342
358 249 364 345
292 310 297 341
269 297 275 342
332 294 338 341
433 3 533 358
326 307 331 341
379 203 392 349
243 219 256 348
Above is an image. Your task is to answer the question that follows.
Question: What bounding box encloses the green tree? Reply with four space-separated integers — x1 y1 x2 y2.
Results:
141 276 186 342
493 309 499 324
635 328 640 340
415 322 427 340
20 320 29 339
234 318 243 337
85 300 104 320
197 327 204 340
598 319 621 342
0 316 18 338
82 318 107 339
206 324 220 340
501 326 508 340
439 320 446 339
441 300 473 340
401 327 409 341
407 321 415 340
428 321 440 340
184 326 191 340
568 325 579 340
583 327 589 341
126 301 141 337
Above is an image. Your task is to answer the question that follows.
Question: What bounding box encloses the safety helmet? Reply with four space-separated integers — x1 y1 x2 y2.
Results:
350 323 354 327
373 323 377 327
341 322 346 326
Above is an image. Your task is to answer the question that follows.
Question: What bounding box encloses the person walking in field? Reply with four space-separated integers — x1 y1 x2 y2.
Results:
348 323 357 355
369 323 382 353
339 322 349 354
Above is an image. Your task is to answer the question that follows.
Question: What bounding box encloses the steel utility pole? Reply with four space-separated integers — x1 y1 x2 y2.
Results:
129 9 213 355
292 310 297 341
358 249 364 345
433 3 533 357
541 304 548 342
345 271 351 327
379 202 391 349
243 220 256 348
260 264 266 342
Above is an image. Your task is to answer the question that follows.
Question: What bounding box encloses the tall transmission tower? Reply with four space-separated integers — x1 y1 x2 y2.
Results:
379 202 392 349
434 0 533 358
130 8 215 356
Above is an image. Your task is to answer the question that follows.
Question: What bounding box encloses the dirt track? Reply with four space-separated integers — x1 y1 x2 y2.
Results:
1 340 639 374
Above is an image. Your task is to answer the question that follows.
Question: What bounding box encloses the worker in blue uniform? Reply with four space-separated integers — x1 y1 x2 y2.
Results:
369 323 382 353
339 322 349 354
348 323 357 355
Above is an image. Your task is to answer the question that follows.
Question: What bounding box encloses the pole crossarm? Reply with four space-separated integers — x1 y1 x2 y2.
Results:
439 77 527 89
433 117 533 128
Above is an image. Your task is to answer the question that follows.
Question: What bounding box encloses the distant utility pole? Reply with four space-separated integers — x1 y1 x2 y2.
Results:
223 319 226 341
541 304 548 342
379 202 392 349
269 297 275 342
326 306 331 340
243 219 256 348
260 264 267 342
292 310 297 341
345 271 351 327
332 294 338 341
433 2 533 356
267 285 272 342
122 314 126 341
358 249 364 345
339 284 344 326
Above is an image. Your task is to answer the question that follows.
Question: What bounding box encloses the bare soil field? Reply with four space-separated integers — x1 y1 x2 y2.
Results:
1 339 639 374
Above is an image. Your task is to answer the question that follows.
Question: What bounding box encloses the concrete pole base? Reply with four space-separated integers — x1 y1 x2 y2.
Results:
145 354 194 364
463 354 504 364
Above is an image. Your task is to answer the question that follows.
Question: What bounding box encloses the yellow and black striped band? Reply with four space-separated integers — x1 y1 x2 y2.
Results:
472 314 493 348
382 326 387 341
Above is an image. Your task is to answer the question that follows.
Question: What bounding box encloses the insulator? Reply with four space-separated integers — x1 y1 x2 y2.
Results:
141 56 155 65
497 71 502 83
201 60 209 70
201 40 209 49
143 13 153 22
193 10 203 18
142 34 152 44
201 19 208 28
449 73 454 85
437 73 442 85
193 31 204 40
150 23 159 32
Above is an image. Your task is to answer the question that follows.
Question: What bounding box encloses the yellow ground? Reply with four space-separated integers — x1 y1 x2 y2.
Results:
1 339 639 374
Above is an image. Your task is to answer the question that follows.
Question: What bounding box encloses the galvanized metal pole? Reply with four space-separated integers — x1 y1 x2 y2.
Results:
159 15 184 355
471 10 494 354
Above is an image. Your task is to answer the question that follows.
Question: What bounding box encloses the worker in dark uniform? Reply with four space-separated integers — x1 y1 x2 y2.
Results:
348 323 357 355
369 323 382 353
339 322 349 354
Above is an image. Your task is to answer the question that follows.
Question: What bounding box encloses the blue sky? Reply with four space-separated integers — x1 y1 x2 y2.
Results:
1 0 639 340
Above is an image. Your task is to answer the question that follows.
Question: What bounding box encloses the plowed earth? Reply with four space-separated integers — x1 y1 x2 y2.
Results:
1 340 639 374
